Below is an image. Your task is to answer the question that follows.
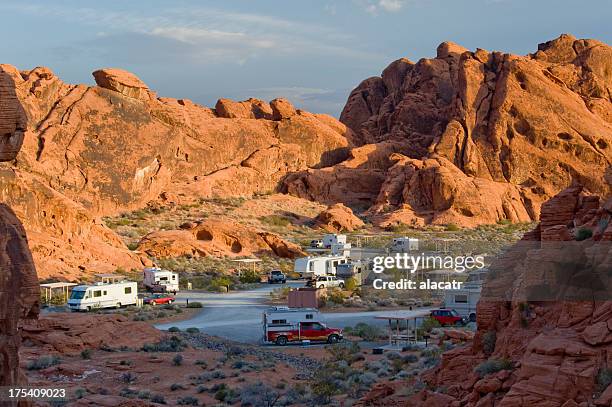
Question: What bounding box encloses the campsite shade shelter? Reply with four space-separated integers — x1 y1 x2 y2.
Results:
231 258 261 276
40 282 78 304
375 310 431 348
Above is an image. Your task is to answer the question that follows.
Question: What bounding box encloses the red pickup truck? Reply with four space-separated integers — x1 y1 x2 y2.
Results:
263 308 343 345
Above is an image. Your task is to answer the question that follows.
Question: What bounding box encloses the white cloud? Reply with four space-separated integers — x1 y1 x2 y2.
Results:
359 0 407 15
1 2 376 63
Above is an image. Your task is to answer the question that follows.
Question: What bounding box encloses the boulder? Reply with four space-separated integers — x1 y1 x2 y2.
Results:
92 68 152 100
315 203 365 232
215 98 273 119
270 97 297 120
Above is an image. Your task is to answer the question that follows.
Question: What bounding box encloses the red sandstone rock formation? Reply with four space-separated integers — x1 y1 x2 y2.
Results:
137 218 306 259
284 34 612 227
315 203 365 232
0 65 354 278
0 64 39 406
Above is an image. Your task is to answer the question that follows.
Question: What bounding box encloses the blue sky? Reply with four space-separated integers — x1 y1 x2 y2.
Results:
1 0 610 116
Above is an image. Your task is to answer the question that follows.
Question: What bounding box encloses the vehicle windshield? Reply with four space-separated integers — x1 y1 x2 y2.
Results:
70 290 86 300
450 310 459 316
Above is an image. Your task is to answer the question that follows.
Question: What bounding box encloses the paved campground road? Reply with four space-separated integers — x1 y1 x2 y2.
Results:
155 282 432 344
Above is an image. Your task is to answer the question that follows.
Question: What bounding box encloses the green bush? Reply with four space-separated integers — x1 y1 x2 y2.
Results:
173 354 184 366
421 317 441 333
575 227 593 241
142 337 186 352
259 215 291 227
27 355 61 370
445 223 460 232
327 289 345 305
168 326 181 333
349 323 383 341
186 301 203 308
482 331 496 355
209 277 233 292
239 270 261 284
151 394 166 404
474 358 513 377
597 368 612 391
177 396 199 406
185 327 200 334
80 349 92 360
345 277 358 291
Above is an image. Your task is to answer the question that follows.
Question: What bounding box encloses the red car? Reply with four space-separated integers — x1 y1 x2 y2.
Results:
430 309 466 326
144 293 175 305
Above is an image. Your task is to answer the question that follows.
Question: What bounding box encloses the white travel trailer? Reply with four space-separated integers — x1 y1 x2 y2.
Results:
143 268 179 294
390 237 419 253
68 281 138 311
330 243 351 257
323 234 347 249
443 281 482 322
294 255 349 277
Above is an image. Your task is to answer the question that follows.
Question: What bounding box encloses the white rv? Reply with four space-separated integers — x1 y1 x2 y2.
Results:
143 268 179 294
294 255 348 277
390 237 419 253
68 281 138 311
443 281 482 322
322 234 347 249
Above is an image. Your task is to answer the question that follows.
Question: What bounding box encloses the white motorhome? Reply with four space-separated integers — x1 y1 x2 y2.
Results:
143 268 179 294
294 255 348 277
390 237 419 253
443 281 482 322
336 260 366 285
68 281 138 311
322 234 347 249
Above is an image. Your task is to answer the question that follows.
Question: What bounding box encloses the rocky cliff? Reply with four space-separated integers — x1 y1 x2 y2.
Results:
0 64 40 406
283 34 612 227
0 65 355 278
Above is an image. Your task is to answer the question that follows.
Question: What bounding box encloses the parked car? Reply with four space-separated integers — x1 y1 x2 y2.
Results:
144 293 175 305
306 275 345 289
310 239 324 248
268 270 287 284
430 308 466 326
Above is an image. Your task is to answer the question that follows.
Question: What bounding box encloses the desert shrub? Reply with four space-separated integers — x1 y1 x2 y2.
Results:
474 358 513 377
74 388 87 399
482 331 497 355
151 394 166 404
170 383 186 391
326 342 362 365
177 396 199 406
239 270 262 284
80 349 92 359
168 326 181 333
142 336 186 352
445 223 460 231
194 359 207 367
327 289 345 305
597 368 612 391
402 354 419 363
239 382 281 407
421 317 441 333
27 355 61 370
349 322 383 341
120 360 133 366
575 227 593 241
137 390 151 400
209 276 233 292
173 354 184 366
185 327 200 334
120 372 137 383
345 277 358 291
186 301 203 308
127 242 139 251
213 384 236 402
259 215 291 227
